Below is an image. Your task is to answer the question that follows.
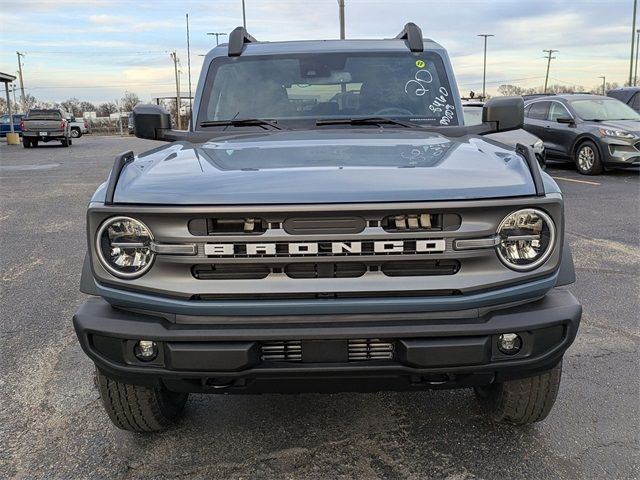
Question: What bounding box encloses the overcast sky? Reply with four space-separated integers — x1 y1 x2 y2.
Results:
0 0 636 104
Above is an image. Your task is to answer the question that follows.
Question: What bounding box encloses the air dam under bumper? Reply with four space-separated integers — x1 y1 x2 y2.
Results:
73 289 581 393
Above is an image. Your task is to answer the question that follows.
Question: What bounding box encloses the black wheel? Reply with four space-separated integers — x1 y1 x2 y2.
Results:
474 361 562 425
32 139 39 148
95 369 188 432
70 128 81 138
22 138 31 148
61 137 69 147
574 140 603 175
69 138 73 145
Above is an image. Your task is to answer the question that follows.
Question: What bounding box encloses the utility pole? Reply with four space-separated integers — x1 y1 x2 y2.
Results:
170 51 182 129
16 52 26 111
186 14 193 129
543 49 558 93
338 0 345 39
630 0 637 86
599 76 606 95
635 29 640 86
207 32 228 45
242 0 247 28
477 34 494 99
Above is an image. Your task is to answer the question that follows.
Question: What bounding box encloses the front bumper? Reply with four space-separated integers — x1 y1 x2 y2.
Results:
73 289 581 393
600 137 640 167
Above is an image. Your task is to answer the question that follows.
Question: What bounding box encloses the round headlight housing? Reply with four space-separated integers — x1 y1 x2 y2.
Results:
96 216 154 278
496 209 556 271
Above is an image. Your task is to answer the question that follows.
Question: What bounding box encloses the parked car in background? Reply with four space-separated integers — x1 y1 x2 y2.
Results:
463 101 546 168
523 94 640 175
127 113 134 134
21 108 72 148
68 117 90 138
607 87 640 114
0 113 24 137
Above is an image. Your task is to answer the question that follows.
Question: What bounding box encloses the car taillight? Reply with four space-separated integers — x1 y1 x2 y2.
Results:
19 120 25 130
59 120 65 129
84 121 88 128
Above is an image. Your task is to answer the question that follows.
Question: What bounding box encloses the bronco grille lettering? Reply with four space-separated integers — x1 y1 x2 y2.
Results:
204 239 446 256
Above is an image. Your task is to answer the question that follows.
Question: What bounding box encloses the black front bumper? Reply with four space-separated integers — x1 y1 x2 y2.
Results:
73 289 581 393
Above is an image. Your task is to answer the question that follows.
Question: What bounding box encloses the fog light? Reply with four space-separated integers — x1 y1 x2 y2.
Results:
498 333 522 355
134 340 158 361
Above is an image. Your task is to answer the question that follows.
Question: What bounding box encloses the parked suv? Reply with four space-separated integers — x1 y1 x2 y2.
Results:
73 24 581 432
523 94 640 174
608 87 640 113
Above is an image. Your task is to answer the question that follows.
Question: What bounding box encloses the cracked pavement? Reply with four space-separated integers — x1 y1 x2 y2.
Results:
1 136 638 479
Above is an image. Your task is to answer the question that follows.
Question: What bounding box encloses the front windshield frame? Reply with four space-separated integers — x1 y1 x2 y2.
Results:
196 50 460 129
568 98 640 121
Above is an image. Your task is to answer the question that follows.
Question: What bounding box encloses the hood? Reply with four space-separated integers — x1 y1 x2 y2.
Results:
593 120 640 135
111 130 538 205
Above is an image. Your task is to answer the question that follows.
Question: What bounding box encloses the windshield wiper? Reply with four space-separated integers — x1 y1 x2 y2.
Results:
200 118 282 130
316 117 423 128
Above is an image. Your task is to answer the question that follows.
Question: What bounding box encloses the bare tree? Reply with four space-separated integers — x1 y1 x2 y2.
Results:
79 101 97 114
97 102 118 117
60 97 81 116
497 84 525 96
120 91 141 112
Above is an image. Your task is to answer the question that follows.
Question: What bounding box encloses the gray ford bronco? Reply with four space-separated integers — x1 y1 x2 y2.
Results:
73 24 582 432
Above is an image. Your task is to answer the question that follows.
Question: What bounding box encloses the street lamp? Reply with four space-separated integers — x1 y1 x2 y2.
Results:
599 76 606 95
207 32 228 45
477 34 494 99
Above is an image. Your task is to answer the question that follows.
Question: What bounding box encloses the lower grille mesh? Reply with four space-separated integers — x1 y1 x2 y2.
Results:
260 341 302 362
348 339 394 361
260 339 394 362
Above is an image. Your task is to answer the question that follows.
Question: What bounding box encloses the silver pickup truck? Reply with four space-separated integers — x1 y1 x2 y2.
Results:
21 108 72 148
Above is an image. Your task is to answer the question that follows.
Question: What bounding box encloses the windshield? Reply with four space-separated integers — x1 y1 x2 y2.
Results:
198 51 459 127
569 98 640 121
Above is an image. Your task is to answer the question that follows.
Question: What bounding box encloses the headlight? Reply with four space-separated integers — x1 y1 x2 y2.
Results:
598 128 634 139
96 216 154 278
496 209 555 271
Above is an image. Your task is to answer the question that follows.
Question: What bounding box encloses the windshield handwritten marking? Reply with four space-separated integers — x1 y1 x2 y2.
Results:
404 69 433 96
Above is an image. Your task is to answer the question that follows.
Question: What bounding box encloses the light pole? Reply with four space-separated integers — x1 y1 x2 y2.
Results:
543 49 558 93
477 34 494 99
207 32 228 45
338 0 345 39
242 0 246 28
630 0 637 86
599 76 606 95
635 29 640 86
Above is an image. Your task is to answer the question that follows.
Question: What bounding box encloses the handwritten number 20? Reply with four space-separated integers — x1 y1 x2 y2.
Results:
405 69 433 96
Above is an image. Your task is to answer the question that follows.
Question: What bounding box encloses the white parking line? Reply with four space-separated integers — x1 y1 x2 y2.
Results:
552 176 601 186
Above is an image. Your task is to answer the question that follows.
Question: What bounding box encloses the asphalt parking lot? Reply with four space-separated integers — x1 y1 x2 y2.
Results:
1 135 638 479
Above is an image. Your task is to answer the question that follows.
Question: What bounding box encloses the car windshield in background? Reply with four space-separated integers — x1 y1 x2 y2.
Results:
199 51 459 127
27 110 62 119
569 98 640 121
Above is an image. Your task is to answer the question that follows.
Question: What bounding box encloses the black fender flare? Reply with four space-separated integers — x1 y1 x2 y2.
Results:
555 237 576 286
570 134 602 161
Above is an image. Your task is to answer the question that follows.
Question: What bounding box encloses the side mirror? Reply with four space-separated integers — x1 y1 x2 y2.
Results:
133 104 171 140
556 117 573 124
482 96 524 132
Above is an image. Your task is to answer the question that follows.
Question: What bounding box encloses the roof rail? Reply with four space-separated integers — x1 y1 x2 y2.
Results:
228 26 257 57
395 22 424 52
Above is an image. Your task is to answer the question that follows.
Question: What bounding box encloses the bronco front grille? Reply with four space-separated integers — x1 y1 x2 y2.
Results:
261 341 302 362
348 339 394 361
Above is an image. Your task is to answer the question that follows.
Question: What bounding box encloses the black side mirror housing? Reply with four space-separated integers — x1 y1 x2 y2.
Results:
133 104 171 140
482 96 524 132
556 117 574 124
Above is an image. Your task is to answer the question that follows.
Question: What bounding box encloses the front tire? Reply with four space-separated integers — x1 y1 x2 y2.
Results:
574 140 603 175
95 369 188 432
474 361 562 425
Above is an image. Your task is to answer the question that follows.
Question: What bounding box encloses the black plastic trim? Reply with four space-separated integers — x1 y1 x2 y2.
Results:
104 151 134 205
228 26 257 57
516 143 545 197
395 22 424 52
